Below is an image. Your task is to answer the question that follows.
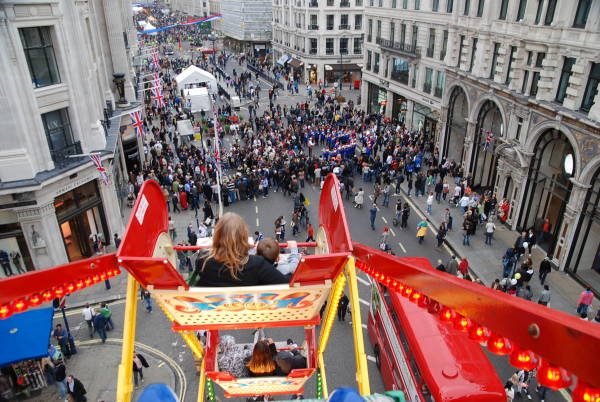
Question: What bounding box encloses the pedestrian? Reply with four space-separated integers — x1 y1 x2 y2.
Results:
168 216 176 239
538 285 551 306
382 184 391 207
53 358 67 400
539 256 552 285
401 203 410 229
92 309 107 343
354 188 364 208
99 303 114 330
306 223 315 242
254 231 265 243
527 228 536 253
133 350 150 389
502 246 517 278
517 285 533 301
66 375 87 402
113 233 122 249
485 219 496 245
81 304 94 338
416 220 428 244
141 289 153 313
426 192 434 214
462 218 473 246
369 204 377 230
458 257 469 278
436 223 447 248
514 232 528 261
337 293 349 321
52 324 70 359
576 287 594 315
446 255 458 276
505 381 515 402
435 259 446 272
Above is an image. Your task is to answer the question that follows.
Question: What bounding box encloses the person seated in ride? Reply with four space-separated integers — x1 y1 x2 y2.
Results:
244 338 282 377
256 238 301 277
218 335 252 378
189 213 288 287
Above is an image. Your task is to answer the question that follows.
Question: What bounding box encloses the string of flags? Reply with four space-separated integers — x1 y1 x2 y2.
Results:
90 154 109 185
130 110 145 137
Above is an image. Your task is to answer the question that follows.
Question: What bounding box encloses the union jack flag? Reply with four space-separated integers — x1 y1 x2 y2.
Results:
152 50 159 65
152 87 165 108
153 72 161 87
211 106 222 174
130 110 144 137
90 154 109 185
483 131 494 151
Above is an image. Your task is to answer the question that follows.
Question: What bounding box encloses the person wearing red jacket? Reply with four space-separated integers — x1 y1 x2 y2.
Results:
458 258 469 278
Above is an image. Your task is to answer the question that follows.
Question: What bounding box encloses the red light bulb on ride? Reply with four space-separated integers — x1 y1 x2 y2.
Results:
487 334 513 355
113 268 120 276
28 293 42 307
537 359 572 390
53 286 65 298
468 324 490 343
66 282 75 293
509 347 538 371
573 381 600 402
41 289 54 302
418 295 430 308
409 291 422 304
106 269 114 278
75 279 85 290
0 303 12 319
92 274 100 283
453 315 472 332
84 276 93 287
439 307 456 322
100 272 107 281
13 298 27 313
402 286 413 298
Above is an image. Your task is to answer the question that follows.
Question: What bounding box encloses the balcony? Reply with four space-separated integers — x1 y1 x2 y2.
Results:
434 87 443 98
326 48 334 55
423 83 432 93
376 37 420 58
309 24 319 30
340 0 351 6
426 47 434 58
309 1 319 6
440 50 446 61
296 24 302 28
310 49 318 54
50 142 83 169
339 24 351 30
327 25 334 30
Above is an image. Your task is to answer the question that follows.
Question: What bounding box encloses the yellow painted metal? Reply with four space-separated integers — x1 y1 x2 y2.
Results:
318 354 329 399
116 274 139 402
317 271 346 354
197 358 206 402
180 331 204 360
345 256 371 395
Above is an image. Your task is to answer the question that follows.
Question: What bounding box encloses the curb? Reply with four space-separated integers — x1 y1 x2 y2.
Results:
59 294 127 313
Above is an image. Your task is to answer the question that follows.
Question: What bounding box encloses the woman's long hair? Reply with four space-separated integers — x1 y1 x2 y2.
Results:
203 212 251 279
246 340 276 375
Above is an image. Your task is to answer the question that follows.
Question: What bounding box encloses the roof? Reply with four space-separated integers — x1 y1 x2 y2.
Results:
175 65 217 94
0 307 54 367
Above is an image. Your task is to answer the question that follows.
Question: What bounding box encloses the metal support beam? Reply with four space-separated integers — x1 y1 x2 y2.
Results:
116 274 139 402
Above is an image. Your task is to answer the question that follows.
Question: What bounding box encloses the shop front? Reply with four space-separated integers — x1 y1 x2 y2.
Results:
391 93 407 125
54 181 109 261
367 82 388 115
412 102 438 138
324 64 361 86
288 58 304 82
307 64 318 84
0 222 34 278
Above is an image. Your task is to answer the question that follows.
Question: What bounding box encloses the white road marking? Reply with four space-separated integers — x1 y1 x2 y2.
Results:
362 324 367 329
158 361 166 368
398 242 407 253
390 228 396 237
359 298 369 306
357 276 369 286
256 218 260 226
255 206 258 214
381 217 388 224
368 195 373 200
559 389 572 402
367 355 377 363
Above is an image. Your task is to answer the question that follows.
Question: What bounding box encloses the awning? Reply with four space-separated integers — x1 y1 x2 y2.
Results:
0 307 54 367
289 58 304 69
325 63 362 72
277 54 291 66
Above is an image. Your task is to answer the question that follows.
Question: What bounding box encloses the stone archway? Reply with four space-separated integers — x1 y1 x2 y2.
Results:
470 100 504 189
443 86 469 164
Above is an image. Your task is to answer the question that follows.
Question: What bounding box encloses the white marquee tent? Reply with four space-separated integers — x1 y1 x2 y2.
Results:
175 65 218 96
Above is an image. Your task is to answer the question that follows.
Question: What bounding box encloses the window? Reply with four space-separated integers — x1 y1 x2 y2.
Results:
490 42 500 79
19 26 60 88
310 38 318 54
515 117 523 140
377 20 382 38
368 19 373 41
446 0 454 12
390 22 395 43
412 65 418 88
535 52 545 67
435 71 445 97
309 14 318 29
463 0 470 15
411 26 418 49
356 0 362 5
544 0 557 25
327 15 334 30
441 30 448 60
355 15 362 30
327 0 334 5
555 57 575 103
391 58 410 84
367 50 372 70
326 38 334 54
423 67 433 93
42 109 74 154
521 70 530 93
469 38 477 72
581 63 600 112
415 0 420 9
378 0 383 6
432 0 439 11
427 28 435 57
477 0 485 16
374 53 380 74
468 38 477 72
530 71 540 96
505 45 517 84
517 0 527 21
526 51 533 66
402 0 408 8
340 14 349 29
534 0 544 24
573 0 591 28
499 0 509 19
400 23 406 44
392 0 397 7
458 35 465 67
340 38 349 54
354 37 363 54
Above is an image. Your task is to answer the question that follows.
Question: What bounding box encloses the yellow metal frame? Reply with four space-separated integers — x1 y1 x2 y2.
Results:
179 331 206 402
116 274 139 402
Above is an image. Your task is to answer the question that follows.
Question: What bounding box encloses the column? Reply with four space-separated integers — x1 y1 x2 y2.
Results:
556 180 590 270
563 58 589 110
462 120 476 171
438 104 449 160
588 82 600 122
405 100 414 130
385 89 393 119
102 0 135 102
99 176 126 240
16 203 68 270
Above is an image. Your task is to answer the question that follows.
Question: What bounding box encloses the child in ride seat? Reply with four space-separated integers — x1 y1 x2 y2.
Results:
256 238 301 277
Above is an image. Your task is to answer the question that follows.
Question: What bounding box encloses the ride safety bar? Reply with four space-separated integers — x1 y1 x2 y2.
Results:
172 242 318 251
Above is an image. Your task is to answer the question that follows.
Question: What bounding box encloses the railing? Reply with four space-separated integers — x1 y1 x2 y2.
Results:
426 47 434 58
310 49 318 54
309 1 318 6
51 141 83 168
440 50 446 60
309 24 319 30
376 37 420 57
390 71 409 85
327 25 334 30
355 24 362 30
434 87 443 98
423 83 432 93
339 24 351 29
247 64 284 89
326 49 334 55
340 1 351 6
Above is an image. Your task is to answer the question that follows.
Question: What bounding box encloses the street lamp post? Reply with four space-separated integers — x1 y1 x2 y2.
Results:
209 31 217 64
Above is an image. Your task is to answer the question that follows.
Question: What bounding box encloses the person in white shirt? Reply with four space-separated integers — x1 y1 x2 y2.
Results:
459 195 470 214
426 192 434 214
485 219 496 245
82 304 94 338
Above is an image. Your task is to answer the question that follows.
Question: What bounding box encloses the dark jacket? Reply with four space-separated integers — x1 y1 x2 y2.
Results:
68 378 87 401
193 255 288 287
54 362 66 382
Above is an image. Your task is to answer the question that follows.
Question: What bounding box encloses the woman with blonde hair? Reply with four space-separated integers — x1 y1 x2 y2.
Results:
191 212 288 286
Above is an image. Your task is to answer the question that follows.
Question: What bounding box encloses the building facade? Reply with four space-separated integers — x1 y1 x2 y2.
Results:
272 0 364 85
0 0 137 276
433 0 600 289
361 0 448 137
221 0 272 54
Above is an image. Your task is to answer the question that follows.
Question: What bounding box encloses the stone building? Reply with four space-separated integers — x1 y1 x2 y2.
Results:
436 0 600 289
0 0 138 275
272 0 364 85
221 0 272 54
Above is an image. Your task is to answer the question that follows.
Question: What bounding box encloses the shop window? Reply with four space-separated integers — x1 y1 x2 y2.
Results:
499 0 508 19
0 223 34 276
19 26 61 88
581 63 600 112
573 0 591 28
556 57 576 104
391 58 410 85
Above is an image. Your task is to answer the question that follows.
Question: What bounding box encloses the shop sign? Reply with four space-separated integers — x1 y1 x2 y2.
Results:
54 174 96 197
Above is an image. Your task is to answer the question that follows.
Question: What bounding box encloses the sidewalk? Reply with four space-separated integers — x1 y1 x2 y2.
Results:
393 179 597 315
